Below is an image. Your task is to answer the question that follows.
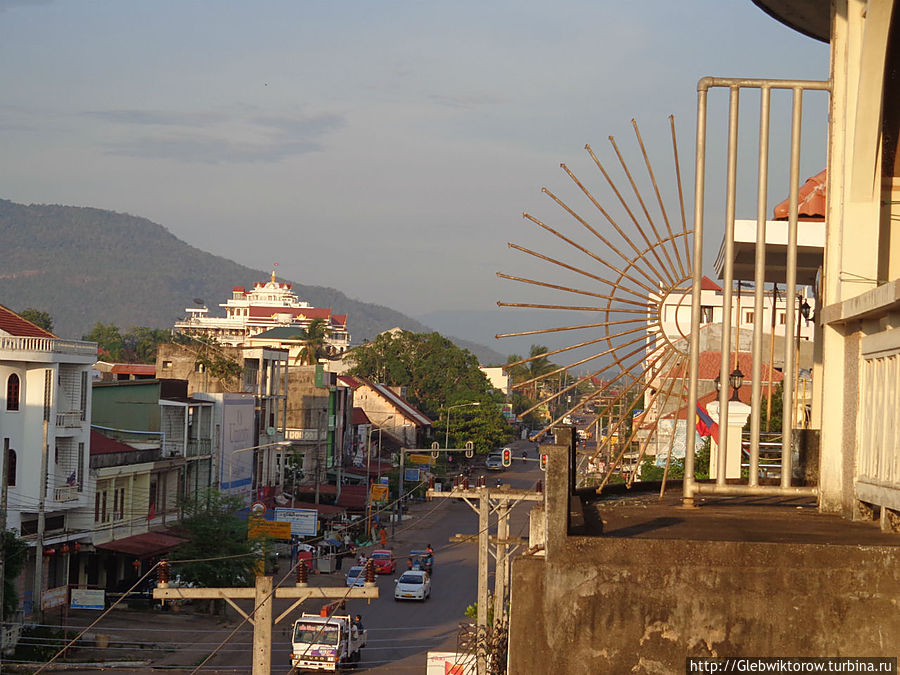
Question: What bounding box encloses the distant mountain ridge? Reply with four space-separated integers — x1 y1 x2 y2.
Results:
0 199 506 364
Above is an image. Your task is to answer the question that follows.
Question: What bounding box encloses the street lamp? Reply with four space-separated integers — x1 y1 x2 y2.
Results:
227 440 291 500
444 402 480 449
714 368 744 402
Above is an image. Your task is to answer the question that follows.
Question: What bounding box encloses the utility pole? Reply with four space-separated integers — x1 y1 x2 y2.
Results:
430 480 542 675
153 566 378 675
1 438 8 665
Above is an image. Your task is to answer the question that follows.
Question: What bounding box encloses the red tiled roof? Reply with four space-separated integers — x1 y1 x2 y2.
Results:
773 169 826 220
701 276 722 291
0 304 56 338
90 430 140 455
110 363 156 375
96 531 186 558
332 314 347 327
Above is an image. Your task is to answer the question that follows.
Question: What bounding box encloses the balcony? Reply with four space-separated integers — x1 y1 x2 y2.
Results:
0 335 96 357
54 485 79 502
56 410 84 428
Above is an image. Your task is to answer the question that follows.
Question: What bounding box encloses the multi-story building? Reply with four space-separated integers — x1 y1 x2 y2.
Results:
173 271 350 356
337 376 432 449
155 342 288 498
0 304 97 618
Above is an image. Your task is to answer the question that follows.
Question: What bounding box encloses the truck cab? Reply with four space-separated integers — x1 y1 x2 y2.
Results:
290 612 366 671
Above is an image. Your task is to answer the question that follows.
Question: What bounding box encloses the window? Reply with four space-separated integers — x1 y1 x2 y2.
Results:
744 311 754 324
700 306 714 323
6 374 20 411
162 361 173 370
77 442 84 492
779 313 787 325
194 362 206 373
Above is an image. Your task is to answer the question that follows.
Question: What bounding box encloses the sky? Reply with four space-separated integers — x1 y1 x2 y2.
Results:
0 0 830 333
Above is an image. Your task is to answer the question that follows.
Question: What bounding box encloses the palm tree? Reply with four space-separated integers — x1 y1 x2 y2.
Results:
296 318 331 365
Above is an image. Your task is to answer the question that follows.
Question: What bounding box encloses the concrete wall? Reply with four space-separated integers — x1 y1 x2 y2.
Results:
507 444 900 674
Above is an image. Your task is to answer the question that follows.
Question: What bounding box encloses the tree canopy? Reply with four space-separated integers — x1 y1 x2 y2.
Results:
170 489 259 589
83 322 173 363
19 308 54 333
347 331 512 451
1 530 27 620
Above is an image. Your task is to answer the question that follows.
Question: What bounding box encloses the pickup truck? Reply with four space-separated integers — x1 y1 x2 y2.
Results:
290 612 367 671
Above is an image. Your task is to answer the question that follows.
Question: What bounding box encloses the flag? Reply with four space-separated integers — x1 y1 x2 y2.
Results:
66 471 77 486
695 405 719 443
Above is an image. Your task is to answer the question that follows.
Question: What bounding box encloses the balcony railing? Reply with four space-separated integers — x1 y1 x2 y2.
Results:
0 336 96 357
56 411 84 428
54 485 79 502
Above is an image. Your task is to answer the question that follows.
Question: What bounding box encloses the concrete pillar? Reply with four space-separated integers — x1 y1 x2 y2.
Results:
707 401 751 480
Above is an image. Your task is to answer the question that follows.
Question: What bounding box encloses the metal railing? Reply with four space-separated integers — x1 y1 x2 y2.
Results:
54 484 79 502
186 438 212 457
683 76 831 502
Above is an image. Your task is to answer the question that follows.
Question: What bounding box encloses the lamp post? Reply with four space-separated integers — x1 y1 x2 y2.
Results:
227 440 291 501
714 368 744 403
444 402 480 449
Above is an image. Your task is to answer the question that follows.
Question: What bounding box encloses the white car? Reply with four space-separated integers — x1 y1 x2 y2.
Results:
394 570 431 601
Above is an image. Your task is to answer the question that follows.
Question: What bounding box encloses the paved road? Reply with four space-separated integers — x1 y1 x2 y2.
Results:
38 440 541 674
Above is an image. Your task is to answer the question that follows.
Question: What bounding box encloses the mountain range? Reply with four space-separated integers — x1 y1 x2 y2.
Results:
0 199 506 365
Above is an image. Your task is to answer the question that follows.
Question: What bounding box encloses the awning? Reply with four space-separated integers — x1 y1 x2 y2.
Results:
95 531 186 558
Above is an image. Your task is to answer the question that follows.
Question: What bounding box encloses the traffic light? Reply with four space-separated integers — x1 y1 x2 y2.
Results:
501 448 511 467
539 453 548 472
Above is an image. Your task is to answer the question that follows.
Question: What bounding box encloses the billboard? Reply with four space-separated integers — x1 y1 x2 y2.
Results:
426 652 475 674
273 507 318 536
220 394 256 496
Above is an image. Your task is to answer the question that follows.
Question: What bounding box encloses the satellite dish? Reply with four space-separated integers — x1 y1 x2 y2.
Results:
193 298 206 306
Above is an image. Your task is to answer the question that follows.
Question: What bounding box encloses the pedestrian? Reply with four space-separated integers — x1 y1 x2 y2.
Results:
358 553 367 566
353 614 364 631
379 528 387 548
407 557 413 570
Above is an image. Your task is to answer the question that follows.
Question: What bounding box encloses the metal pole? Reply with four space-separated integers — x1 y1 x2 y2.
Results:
476 488 490 675
34 369 52 624
0 438 8 664
781 88 803 488
366 430 372 539
683 80 709 505
398 450 405 525
749 85 772 487
716 85 740 487
445 409 451 449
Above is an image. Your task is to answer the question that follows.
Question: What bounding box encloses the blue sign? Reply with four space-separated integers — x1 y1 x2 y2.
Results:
379 476 390 485
404 468 420 482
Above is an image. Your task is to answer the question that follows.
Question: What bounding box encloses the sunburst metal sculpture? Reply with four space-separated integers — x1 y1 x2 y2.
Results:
498 116 697 490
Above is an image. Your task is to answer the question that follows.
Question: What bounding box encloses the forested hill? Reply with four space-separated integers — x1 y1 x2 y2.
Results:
0 199 505 363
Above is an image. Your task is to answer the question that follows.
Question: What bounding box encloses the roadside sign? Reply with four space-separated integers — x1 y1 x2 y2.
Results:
250 501 266 518
379 476 390 485
427 652 475 674
273 507 318 537
248 517 291 539
42 586 68 610
371 484 389 502
408 453 432 465
404 468 420 482
70 588 105 611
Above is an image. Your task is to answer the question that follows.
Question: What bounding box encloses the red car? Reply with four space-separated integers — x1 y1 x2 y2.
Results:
370 549 395 574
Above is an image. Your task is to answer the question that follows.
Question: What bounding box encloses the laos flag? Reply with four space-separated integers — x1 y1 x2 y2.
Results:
695 405 719 443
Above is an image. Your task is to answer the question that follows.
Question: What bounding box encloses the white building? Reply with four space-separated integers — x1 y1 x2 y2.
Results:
174 271 350 355
0 304 97 617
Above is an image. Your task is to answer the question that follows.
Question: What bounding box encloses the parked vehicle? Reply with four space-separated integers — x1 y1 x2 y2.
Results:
345 566 366 587
394 570 431 601
290 612 366 671
485 453 503 471
409 549 434 574
369 549 395 574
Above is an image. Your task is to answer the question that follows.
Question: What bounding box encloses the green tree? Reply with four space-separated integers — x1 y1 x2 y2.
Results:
124 326 173 363
19 308 54 333
348 331 513 451
1 529 27 620
170 489 259 594
83 322 125 361
296 318 331 365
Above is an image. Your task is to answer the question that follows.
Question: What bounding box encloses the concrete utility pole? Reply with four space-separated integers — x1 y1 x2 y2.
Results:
429 482 542 675
153 572 378 675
